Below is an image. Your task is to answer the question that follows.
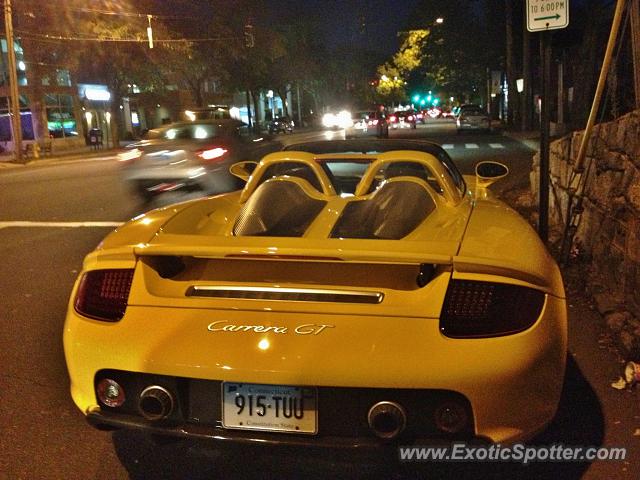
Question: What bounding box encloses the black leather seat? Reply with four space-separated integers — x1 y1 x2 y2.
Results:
234 179 327 237
331 180 436 239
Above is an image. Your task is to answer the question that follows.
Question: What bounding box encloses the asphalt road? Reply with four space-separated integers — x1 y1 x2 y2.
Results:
0 121 637 479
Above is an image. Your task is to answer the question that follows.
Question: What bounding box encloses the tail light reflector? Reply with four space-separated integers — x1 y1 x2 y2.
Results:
440 280 545 338
75 269 135 321
197 147 228 161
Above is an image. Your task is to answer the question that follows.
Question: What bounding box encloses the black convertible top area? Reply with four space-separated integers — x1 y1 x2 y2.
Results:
283 139 466 194
283 138 446 156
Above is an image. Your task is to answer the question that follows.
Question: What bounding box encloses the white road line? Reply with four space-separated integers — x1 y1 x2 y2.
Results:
489 143 505 149
465 143 479 149
0 221 122 230
441 144 455 150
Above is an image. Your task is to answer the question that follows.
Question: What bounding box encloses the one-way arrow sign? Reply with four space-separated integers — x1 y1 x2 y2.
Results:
527 0 569 32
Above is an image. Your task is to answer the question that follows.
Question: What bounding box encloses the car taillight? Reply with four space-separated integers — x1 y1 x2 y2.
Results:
196 147 228 161
74 269 135 322
408 115 414 121
372 119 378 125
390 115 397 122
440 280 545 338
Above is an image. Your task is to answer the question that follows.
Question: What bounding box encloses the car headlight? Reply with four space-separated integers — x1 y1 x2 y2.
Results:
74 269 135 322
440 280 545 338
322 113 336 128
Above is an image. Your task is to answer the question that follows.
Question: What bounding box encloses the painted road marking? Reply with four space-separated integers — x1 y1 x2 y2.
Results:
0 221 122 230
442 144 454 150
465 143 479 149
489 143 505 149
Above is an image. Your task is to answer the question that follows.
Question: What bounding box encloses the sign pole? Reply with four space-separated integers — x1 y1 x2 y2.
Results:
539 30 552 243
526 0 569 244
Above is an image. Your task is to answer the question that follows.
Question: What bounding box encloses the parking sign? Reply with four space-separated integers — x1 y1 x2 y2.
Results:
526 0 569 32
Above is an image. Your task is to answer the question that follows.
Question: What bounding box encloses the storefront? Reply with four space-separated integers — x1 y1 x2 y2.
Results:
78 84 112 146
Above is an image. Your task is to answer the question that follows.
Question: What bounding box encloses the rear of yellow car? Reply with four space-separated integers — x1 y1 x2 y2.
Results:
65 149 566 450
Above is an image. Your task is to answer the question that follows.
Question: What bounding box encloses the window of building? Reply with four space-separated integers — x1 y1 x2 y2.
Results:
0 95 35 141
56 69 72 87
45 93 77 138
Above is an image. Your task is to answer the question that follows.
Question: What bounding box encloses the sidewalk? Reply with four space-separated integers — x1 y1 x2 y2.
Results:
502 128 541 151
0 144 125 169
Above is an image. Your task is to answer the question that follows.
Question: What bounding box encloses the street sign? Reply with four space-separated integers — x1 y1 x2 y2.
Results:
526 0 569 32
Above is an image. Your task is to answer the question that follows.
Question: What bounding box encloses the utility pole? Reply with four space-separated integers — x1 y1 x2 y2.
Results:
4 0 23 162
632 0 640 109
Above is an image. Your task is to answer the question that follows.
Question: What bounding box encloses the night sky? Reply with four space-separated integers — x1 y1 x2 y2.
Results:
264 0 420 55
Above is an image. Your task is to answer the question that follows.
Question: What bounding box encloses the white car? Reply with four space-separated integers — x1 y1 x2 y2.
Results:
456 105 491 133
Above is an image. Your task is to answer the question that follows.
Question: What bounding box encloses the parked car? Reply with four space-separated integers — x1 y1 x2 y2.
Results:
456 104 491 133
267 116 295 134
118 119 279 202
65 138 567 455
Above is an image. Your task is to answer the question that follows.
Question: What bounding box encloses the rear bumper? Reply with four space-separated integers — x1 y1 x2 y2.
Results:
87 410 490 452
65 294 566 446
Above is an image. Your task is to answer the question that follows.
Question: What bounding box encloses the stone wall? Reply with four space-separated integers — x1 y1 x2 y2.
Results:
531 109 640 358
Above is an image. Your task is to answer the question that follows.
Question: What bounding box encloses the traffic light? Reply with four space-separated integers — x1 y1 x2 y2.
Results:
244 23 254 48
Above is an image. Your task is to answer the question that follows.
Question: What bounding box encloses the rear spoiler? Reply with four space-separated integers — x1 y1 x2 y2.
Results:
133 237 454 265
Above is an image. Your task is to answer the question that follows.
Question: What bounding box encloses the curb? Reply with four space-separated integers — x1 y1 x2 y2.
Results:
502 130 540 151
0 149 118 169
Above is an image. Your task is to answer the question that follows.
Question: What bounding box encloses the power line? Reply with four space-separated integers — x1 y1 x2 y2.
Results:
15 30 240 44
16 5 199 21
68 7 198 20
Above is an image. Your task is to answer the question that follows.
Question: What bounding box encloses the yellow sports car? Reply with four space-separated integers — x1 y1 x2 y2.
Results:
64 139 566 451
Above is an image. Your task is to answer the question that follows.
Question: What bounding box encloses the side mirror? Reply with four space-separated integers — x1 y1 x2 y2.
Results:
475 161 508 188
230 161 258 181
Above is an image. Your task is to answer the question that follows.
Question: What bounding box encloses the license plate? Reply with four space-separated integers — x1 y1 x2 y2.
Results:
222 382 317 434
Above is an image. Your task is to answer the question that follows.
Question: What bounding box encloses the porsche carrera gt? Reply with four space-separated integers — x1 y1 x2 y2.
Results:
64 139 566 452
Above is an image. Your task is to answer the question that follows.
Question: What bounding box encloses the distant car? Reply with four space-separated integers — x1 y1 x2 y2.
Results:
456 104 491 133
399 110 417 128
267 116 295 134
390 111 417 129
345 111 377 137
353 111 376 131
441 109 456 119
426 107 442 119
65 138 567 455
118 119 279 201
182 106 231 121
